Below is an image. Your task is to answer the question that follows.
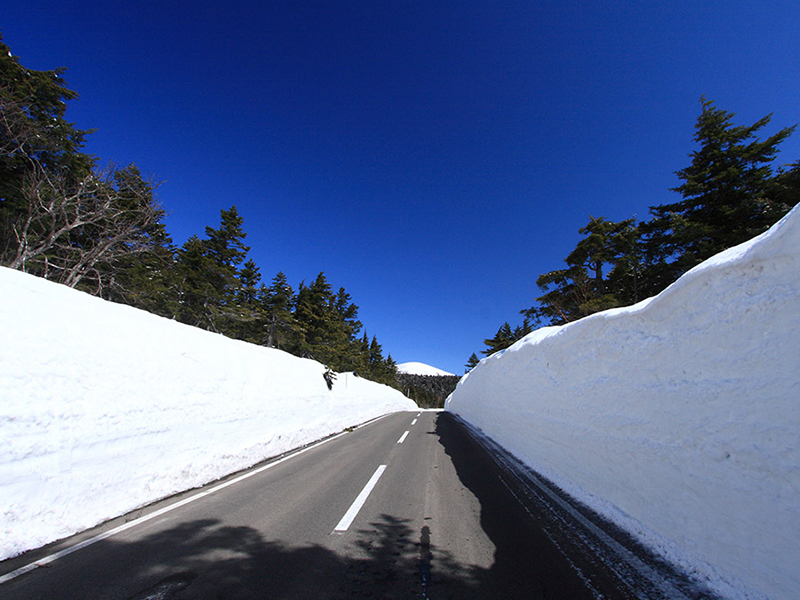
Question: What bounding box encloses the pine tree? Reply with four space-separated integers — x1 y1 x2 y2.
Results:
642 97 796 284
465 353 480 372
0 34 94 252
175 206 252 334
234 259 264 342
1 38 163 291
261 271 300 350
204 205 250 271
524 216 640 325
567 217 637 304
176 235 220 330
105 187 179 318
768 160 800 211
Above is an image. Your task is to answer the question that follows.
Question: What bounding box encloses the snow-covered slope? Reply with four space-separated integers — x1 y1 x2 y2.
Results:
397 361 455 376
0 268 416 561
446 207 800 600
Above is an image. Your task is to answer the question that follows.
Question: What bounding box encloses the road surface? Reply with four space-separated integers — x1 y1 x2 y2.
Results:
0 410 705 599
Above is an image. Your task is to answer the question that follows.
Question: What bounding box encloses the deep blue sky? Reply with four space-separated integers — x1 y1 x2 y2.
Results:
4 2 799 374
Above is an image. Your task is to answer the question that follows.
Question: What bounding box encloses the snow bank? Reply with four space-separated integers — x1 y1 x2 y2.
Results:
0 268 416 561
446 208 800 600
397 361 455 376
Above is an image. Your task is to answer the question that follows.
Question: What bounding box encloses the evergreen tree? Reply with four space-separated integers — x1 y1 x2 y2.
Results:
524 216 639 325
567 216 637 305
235 258 264 343
261 271 300 350
465 353 480 372
176 235 220 330
204 205 250 271
481 319 532 356
1 38 163 291
294 273 360 369
238 259 261 305
104 178 179 318
768 160 800 211
642 97 796 286
0 33 94 257
176 206 251 334
526 265 593 325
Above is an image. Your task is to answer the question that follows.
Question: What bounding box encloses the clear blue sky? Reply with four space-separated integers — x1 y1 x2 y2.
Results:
4 2 800 374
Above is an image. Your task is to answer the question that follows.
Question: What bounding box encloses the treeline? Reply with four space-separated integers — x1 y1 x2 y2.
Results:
397 373 460 409
0 34 397 387
467 97 800 370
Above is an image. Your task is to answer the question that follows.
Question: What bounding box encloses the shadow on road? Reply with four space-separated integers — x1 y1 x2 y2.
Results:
6 514 483 600
5 413 634 600
432 411 603 600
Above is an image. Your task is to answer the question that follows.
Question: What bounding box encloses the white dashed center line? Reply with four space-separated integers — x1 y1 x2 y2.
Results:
397 430 409 444
333 465 387 533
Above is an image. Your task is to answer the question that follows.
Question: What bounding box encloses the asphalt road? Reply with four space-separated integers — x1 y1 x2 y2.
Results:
0 410 703 599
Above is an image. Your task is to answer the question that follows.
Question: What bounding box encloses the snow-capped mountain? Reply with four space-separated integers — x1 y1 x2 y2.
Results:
397 361 455 377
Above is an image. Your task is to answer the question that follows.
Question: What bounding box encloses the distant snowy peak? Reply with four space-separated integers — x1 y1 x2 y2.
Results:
397 362 455 377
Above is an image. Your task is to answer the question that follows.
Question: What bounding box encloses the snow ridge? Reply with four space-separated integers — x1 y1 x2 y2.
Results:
0 268 416 561
446 207 800 600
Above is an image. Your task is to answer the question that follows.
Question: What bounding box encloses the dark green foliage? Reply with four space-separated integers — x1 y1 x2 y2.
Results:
521 216 639 326
0 33 93 212
174 206 251 333
261 271 301 350
641 97 796 287
488 97 798 362
397 374 460 409
481 320 533 356
101 182 179 317
289 273 397 384
465 353 480 372
175 235 219 329
769 160 800 208
1 36 166 295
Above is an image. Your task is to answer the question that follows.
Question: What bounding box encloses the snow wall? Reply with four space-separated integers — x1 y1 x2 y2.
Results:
446 208 800 600
0 267 417 561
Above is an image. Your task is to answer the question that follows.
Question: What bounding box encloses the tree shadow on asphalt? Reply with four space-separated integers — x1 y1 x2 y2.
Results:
5 412 624 600
433 412 722 600
6 514 482 600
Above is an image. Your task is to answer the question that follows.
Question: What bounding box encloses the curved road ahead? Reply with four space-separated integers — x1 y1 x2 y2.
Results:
0 411 704 599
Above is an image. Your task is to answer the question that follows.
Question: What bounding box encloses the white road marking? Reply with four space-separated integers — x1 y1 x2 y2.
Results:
333 465 387 532
0 421 379 585
411 418 418 425
397 431 409 444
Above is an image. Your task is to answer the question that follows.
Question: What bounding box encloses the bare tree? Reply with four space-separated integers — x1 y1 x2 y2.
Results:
1 41 166 298
1 100 163 292
5 162 163 291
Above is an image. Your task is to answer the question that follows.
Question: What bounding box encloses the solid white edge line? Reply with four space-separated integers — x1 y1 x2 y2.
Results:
333 465 387 533
0 420 382 585
397 431 409 444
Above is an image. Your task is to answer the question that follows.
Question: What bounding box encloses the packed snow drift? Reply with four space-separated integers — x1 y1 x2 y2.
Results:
446 207 800 600
0 268 416 561
396 361 455 376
